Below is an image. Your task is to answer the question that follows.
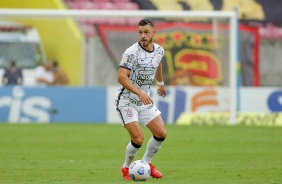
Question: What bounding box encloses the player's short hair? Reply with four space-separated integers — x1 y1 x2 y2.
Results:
138 19 154 27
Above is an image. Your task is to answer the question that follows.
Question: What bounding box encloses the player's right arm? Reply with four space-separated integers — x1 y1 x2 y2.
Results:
118 67 153 105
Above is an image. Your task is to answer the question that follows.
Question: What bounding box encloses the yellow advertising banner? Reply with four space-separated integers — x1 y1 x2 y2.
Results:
176 112 282 126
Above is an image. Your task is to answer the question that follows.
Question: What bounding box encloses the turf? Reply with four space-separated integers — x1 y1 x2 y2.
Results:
0 124 281 184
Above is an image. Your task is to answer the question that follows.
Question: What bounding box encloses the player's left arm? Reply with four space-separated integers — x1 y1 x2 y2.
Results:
155 63 166 97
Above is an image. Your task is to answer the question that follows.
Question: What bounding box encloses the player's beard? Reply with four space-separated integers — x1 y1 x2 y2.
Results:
140 37 153 48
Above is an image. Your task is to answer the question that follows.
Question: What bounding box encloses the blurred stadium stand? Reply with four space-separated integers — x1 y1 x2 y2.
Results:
64 0 141 37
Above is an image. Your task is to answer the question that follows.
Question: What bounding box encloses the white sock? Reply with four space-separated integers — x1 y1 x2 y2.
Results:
142 136 164 164
123 140 141 168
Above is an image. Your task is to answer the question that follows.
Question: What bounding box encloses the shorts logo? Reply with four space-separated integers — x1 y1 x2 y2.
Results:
125 107 133 117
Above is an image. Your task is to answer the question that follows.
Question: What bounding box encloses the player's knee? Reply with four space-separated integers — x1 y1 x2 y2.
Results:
154 129 167 140
132 137 144 146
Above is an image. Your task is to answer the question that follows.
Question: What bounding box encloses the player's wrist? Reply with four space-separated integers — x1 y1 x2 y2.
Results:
157 81 164 86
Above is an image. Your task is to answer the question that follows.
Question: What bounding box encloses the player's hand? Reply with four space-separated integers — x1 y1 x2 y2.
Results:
157 85 166 97
138 92 154 105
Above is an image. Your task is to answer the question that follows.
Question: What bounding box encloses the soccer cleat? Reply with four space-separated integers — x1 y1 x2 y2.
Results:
149 163 163 179
121 167 131 180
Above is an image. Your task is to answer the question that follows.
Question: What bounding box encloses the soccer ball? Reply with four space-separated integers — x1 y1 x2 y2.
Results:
129 160 151 181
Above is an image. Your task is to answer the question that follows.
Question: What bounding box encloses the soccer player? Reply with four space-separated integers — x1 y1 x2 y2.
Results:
115 19 167 180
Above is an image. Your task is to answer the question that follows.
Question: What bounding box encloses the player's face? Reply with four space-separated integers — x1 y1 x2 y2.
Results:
138 25 155 49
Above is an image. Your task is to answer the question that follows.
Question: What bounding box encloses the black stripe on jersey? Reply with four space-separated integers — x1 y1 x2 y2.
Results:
119 66 131 71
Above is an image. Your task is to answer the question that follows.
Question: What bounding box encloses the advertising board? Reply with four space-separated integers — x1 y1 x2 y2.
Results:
0 86 106 123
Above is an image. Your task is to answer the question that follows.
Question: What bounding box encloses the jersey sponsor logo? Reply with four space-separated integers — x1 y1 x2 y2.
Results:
136 70 154 86
139 70 154 75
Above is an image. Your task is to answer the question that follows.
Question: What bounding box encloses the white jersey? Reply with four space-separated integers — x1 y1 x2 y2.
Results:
34 66 54 85
115 42 164 106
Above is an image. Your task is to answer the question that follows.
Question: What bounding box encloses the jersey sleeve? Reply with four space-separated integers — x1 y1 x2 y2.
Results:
119 47 136 71
158 46 165 63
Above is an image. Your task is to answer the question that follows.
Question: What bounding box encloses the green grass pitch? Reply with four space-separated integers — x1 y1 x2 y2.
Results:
0 123 281 184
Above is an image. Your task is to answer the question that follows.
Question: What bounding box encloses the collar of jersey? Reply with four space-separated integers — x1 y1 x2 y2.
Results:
138 42 155 53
